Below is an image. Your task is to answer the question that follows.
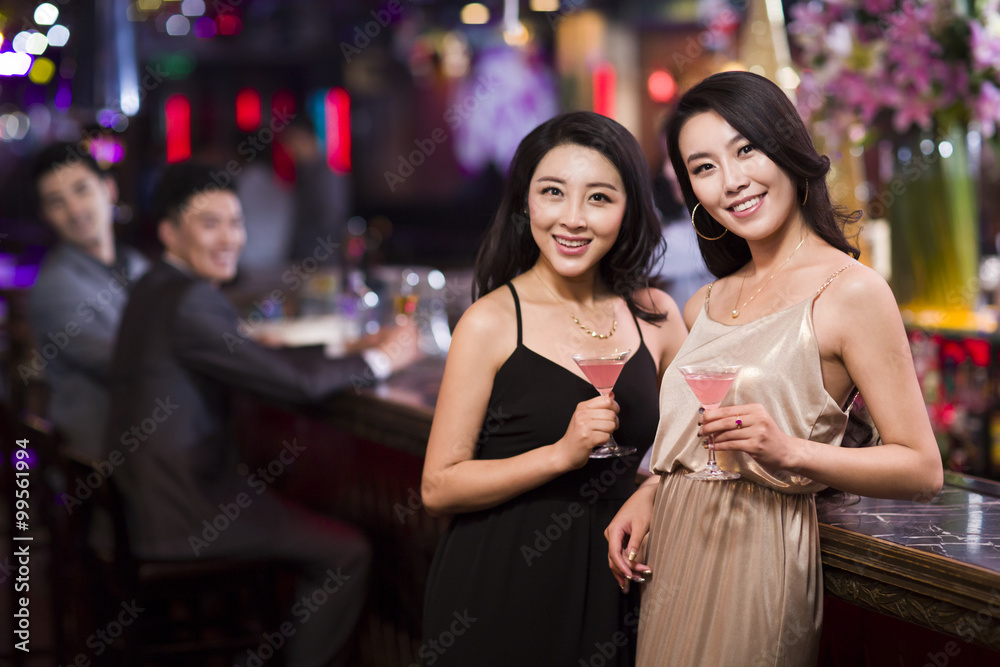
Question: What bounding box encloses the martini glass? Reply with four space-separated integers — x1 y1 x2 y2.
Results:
572 349 634 458
678 365 741 481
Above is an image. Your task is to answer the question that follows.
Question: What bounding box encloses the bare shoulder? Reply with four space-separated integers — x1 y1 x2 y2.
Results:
683 283 712 329
814 261 905 350
820 261 898 317
449 285 518 369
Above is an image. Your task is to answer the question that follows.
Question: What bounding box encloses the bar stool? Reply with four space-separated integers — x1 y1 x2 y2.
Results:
56 449 286 666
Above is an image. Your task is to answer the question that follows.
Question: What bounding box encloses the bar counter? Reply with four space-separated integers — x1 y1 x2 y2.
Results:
236 356 1000 666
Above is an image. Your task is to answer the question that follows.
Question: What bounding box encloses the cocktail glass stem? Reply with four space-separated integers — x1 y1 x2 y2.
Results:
572 350 634 459
679 365 741 481
589 387 633 458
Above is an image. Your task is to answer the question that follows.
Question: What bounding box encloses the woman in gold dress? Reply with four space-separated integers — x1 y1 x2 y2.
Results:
605 71 943 666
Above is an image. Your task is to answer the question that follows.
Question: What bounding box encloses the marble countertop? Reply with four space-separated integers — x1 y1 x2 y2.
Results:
818 474 1000 574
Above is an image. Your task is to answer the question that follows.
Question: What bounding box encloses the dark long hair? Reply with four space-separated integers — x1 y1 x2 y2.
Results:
474 111 667 323
666 71 861 278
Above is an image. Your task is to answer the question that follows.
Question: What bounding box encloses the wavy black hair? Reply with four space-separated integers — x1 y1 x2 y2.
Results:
474 111 666 323
665 71 861 278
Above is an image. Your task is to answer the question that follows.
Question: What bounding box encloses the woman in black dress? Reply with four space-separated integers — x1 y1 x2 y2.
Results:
420 111 688 666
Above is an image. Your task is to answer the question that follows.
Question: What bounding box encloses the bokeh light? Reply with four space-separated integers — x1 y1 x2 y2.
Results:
34 3 59 25
193 16 216 38
0 52 33 76
28 57 55 84
12 31 32 53
46 24 69 47
217 15 242 35
647 70 676 103
26 32 48 55
166 15 191 36
181 0 206 17
461 3 489 25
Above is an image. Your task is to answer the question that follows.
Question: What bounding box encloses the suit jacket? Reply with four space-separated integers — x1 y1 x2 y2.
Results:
107 261 373 558
27 243 149 460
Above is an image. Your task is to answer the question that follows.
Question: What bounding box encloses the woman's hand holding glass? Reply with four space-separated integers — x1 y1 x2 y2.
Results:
699 402 799 471
604 480 656 593
556 394 620 471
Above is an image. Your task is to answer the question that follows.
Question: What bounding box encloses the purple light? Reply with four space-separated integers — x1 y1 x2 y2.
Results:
193 17 217 39
54 79 72 110
90 137 126 164
0 253 40 289
97 108 117 127
13 264 39 288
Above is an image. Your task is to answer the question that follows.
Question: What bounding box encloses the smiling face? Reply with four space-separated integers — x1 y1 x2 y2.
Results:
36 162 116 252
678 110 800 243
158 189 246 284
527 143 627 279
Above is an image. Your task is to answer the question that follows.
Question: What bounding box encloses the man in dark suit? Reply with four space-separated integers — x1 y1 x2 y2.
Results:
106 162 419 667
27 142 149 461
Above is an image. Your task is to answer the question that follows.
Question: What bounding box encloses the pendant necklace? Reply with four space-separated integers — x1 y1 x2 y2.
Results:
731 236 807 319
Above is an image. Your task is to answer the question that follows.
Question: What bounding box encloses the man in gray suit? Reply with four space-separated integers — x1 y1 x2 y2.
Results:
107 162 418 667
27 142 149 461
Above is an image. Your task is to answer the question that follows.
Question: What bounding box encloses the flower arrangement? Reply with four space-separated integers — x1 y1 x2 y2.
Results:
789 0 1000 141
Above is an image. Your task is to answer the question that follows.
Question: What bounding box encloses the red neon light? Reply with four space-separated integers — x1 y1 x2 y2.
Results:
217 15 242 36
165 94 191 163
326 87 351 174
593 64 617 119
235 88 261 132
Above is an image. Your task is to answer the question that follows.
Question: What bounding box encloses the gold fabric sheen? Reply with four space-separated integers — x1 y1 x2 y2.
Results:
638 265 856 666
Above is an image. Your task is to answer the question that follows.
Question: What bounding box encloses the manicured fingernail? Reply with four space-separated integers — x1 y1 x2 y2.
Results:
698 407 705 414
627 549 637 562
631 576 645 583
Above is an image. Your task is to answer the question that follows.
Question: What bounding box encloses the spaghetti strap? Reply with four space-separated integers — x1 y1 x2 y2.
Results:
813 262 855 299
631 309 645 344
704 281 717 312
506 282 522 346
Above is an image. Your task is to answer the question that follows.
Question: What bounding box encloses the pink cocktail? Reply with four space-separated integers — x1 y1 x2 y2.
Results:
573 350 633 458
577 358 627 394
679 365 741 480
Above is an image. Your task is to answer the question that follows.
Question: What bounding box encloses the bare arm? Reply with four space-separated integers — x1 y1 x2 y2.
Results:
705 268 943 500
636 287 688 386
421 296 618 515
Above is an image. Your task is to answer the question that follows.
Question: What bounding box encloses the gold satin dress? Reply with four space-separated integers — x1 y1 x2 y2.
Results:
637 266 855 667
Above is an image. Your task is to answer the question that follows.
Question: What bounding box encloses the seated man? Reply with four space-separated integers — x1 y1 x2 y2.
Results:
106 162 419 667
27 142 149 461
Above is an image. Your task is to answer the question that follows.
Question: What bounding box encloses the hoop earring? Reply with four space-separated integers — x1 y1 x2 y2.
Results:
690 202 727 241
801 180 809 206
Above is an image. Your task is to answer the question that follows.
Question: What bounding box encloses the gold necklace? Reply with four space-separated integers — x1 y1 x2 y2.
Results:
534 272 616 339
731 236 807 319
